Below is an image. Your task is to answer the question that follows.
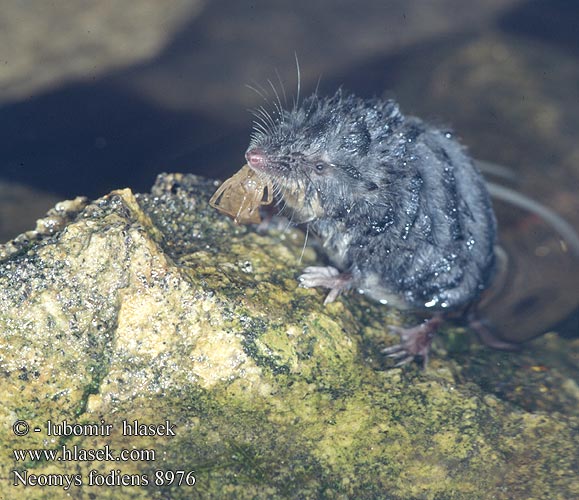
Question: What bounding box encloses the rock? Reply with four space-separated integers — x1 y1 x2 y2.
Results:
1 173 578 499
130 0 525 119
0 1 203 104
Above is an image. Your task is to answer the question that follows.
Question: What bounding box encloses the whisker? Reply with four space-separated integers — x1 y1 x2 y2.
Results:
254 80 270 100
250 118 269 136
298 222 309 264
267 78 284 122
294 52 301 111
314 74 322 96
256 105 276 130
282 210 294 233
252 117 269 132
253 106 275 133
275 68 288 107
245 82 269 103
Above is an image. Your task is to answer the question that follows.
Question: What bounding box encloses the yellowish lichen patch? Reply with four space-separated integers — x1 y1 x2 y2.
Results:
1 175 578 499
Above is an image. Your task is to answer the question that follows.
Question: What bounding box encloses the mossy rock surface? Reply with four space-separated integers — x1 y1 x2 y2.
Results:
1 173 578 499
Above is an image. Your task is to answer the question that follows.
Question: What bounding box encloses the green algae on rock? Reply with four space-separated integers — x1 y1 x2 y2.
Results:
0 173 578 499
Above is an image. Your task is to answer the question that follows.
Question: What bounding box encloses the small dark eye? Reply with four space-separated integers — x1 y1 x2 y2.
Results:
315 163 326 173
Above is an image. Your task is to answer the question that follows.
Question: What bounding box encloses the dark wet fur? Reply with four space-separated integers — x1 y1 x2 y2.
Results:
247 90 497 314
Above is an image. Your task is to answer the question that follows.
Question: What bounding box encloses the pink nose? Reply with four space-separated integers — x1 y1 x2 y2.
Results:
245 148 267 169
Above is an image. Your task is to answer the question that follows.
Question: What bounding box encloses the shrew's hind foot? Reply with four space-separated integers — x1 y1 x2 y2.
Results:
298 266 353 304
382 315 443 368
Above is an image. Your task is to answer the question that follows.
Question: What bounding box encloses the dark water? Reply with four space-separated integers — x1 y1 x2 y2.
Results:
1 0 578 338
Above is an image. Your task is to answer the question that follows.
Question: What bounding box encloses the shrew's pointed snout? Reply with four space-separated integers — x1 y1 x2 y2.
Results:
245 148 268 170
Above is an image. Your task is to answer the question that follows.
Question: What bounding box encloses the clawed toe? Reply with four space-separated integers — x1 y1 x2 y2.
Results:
382 316 443 368
298 266 352 304
381 343 417 366
298 266 340 288
381 344 403 355
394 355 416 367
381 336 407 356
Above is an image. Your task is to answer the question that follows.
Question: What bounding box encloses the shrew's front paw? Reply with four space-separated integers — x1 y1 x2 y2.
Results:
298 266 352 304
